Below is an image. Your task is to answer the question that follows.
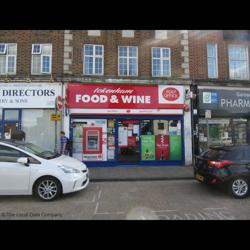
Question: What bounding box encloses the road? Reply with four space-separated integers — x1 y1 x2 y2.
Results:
0 179 250 220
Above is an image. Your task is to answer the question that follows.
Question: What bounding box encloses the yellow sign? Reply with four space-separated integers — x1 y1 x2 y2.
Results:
51 114 61 121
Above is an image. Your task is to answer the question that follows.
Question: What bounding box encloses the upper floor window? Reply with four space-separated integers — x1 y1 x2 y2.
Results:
152 47 171 77
118 46 138 76
228 45 249 80
31 44 52 75
0 43 17 75
207 43 218 79
83 44 104 75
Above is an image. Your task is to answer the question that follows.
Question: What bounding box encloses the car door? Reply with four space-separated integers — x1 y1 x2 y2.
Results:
0 144 31 194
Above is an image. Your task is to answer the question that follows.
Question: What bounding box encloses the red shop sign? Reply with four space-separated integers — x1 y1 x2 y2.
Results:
66 83 184 109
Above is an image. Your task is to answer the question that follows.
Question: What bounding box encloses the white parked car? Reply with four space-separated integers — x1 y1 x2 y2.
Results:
0 140 89 201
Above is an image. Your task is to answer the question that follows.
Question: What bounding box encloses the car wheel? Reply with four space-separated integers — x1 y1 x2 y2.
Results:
228 177 249 199
34 177 62 201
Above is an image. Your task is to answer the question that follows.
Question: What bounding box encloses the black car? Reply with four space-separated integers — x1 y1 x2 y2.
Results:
194 145 250 199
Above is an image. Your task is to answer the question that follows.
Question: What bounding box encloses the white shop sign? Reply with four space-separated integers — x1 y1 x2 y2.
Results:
0 82 62 108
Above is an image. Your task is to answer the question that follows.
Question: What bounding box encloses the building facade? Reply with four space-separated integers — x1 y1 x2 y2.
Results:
0 30 194 166
0 30 64 151
189 30 250 155
61 30 192 166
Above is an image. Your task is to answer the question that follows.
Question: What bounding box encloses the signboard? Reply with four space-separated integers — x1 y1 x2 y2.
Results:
199 88 250 116
141 135 155 161
0 82 62 108
51 114 61 121
66 83 185 110
156 135 170 160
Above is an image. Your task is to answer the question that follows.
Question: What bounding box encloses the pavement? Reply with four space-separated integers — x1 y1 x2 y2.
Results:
89 165 194 182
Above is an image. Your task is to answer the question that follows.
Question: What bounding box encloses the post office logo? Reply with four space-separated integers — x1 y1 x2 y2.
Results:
162 87 180 101
158 85 184 104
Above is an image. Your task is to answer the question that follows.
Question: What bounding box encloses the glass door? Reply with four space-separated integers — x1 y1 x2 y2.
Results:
2 109 21 139
118 119 140 162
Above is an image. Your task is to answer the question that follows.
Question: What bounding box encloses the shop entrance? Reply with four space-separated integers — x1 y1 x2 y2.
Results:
118 120 140 162
70 115 184 166
1 109 21 139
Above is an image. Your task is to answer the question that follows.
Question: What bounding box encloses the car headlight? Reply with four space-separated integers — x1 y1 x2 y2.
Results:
58 165 81 174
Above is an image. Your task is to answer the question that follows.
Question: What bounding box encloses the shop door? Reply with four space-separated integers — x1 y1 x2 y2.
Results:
118 120 140 162
2 109 21 139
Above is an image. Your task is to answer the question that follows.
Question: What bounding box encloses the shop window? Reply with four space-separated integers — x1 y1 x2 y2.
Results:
118 46 138 76
228 45 249 80
233 119 247 144
152 47 171 77
22 109 59 151
83 44 104 75
4 110 19 121
141 119 182 161
0 43 17 75
31 44 52 75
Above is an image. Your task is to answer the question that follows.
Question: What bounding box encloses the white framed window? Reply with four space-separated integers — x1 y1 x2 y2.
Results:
31 44 52 75
118 46 138 76
0 44 7 54
83 44 104 75
32 44 42 54
151 47 171 77
228 45 249 80
207 43 218 79
0 43 17 75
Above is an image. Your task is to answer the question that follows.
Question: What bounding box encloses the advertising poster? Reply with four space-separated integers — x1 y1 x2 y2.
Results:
156 135 169 160
141 135 155 160
170 135 182 160
118 126 128 147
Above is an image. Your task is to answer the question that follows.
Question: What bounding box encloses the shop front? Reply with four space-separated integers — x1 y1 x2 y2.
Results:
66 82 191 167
0 82 62 151
198 86 250 153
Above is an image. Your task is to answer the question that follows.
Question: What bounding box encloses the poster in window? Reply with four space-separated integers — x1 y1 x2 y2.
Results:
118 126 128 147
141 135 155 160
156 135 170 160
107 149 115 160
108 135 115 146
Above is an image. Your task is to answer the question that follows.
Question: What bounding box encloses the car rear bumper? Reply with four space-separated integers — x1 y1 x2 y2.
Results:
194 168 225 187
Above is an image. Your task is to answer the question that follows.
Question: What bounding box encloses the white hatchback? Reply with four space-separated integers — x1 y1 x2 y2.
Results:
0 140 89 201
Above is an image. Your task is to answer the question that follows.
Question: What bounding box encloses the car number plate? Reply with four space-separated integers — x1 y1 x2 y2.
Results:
196 174 204 182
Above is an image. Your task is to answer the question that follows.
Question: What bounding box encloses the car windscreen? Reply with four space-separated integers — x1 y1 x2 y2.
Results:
16 143 60 160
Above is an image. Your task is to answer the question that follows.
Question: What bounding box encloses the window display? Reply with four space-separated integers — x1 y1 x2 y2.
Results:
71 117 183 163
22 109 59 151
141 119 182 161
198 118 250 152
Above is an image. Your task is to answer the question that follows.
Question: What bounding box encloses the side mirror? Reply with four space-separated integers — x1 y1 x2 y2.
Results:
17 157 29 166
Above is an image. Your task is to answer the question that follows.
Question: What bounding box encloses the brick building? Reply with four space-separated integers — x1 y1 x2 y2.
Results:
0 30 193 166
0 30 64 151
62 30 192 166
189 30 250 155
